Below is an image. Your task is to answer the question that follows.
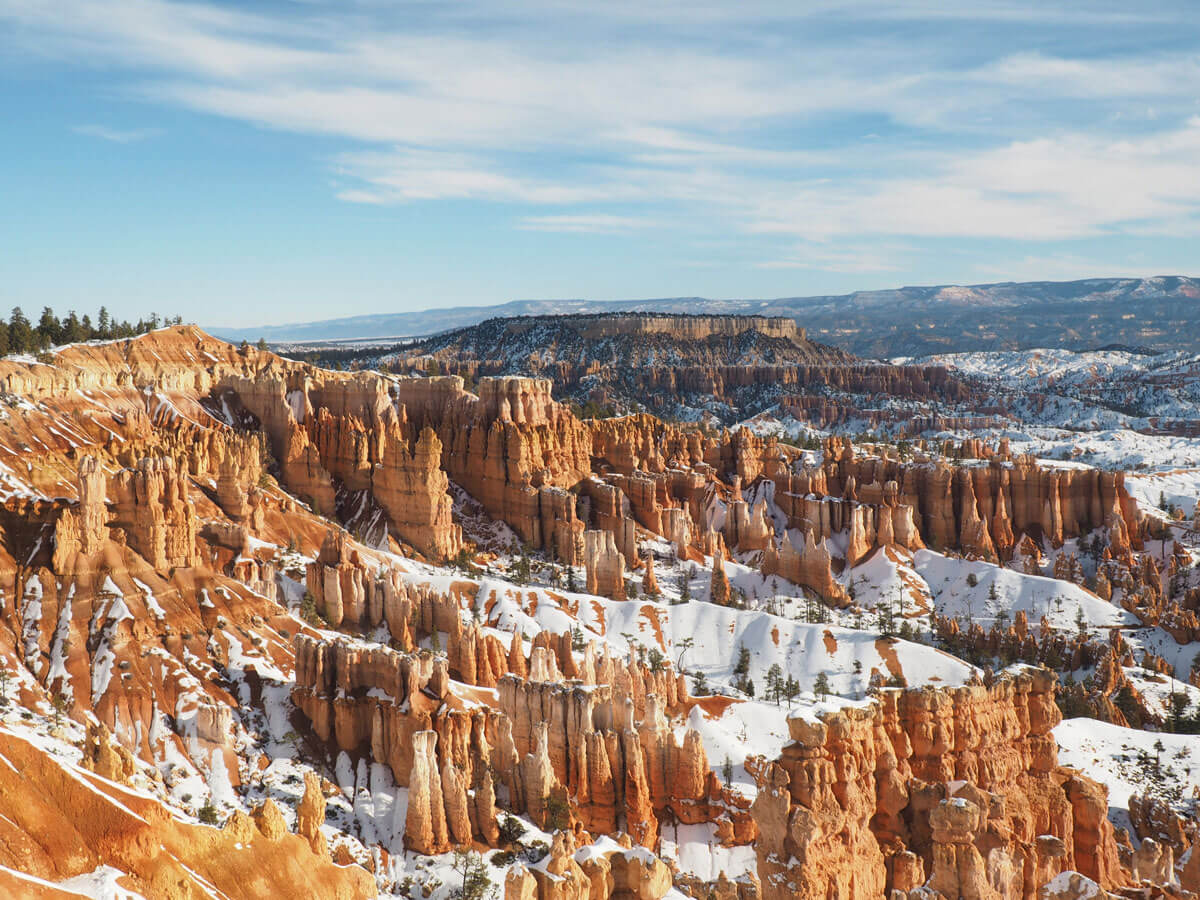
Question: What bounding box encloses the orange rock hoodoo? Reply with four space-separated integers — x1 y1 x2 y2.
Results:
290 630 754 855
0 325 1170 897
750 669 1124 900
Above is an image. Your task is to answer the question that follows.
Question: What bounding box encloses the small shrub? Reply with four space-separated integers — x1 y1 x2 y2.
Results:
197 801 221 825
498 813 526 845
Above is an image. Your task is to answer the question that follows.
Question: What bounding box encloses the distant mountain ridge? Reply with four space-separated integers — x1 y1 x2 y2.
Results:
212 275 1200 357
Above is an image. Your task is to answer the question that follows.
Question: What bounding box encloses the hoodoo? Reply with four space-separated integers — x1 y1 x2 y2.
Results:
0 318 1188 899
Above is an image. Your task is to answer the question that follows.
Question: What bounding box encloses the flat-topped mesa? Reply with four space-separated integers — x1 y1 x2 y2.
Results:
567 313 803 342
750 669 1125 900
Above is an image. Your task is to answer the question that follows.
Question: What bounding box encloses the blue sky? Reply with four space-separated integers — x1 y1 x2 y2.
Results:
2 1 1199 328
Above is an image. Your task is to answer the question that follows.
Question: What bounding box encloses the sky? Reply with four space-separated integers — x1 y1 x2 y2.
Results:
2 1 1199 328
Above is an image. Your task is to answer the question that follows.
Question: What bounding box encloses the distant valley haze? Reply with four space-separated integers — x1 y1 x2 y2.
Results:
210 276 1200 358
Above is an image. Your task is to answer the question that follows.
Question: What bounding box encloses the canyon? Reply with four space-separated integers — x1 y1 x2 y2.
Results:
0 318 1194 899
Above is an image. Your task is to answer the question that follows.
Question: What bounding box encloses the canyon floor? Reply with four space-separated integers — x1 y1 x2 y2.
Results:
0 315 1197 899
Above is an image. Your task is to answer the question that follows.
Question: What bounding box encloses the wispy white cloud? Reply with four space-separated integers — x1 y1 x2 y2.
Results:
746 118 1200 241
517 214 661 234
7 0 1200 256
72 123 161 143
333 149 639 204
757 242 910 274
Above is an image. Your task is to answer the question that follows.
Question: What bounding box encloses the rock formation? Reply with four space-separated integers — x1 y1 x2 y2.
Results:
750 669 1126 900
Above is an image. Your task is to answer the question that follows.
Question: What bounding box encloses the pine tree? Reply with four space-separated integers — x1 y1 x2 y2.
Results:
766 663 784 705
733 643 750 677
451 848 497 900
37 306 61 347
62 311 86 343
8 307 31 353
784 675 800 705
813 672 831 700
97 306 111 338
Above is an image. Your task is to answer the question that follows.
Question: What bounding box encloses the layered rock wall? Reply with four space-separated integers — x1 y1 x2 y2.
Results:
750 669 1124 900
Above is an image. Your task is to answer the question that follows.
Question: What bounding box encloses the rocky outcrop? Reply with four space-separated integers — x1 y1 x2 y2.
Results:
108 456 199 571
405 730 450 854
0 726 374 899
750 669 1125 900
762 529 848 606
291 629 750 854
583 530 626 600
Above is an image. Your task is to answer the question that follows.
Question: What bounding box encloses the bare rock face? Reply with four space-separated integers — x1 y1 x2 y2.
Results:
641 549 659 596
404 730 450 854
297 771 328 856
925 798 996 899
583 530 626 600
0 725 374 898
109 456 199 571
1130 837 1173 885
1182 838 1200 893
531 831 592 900
474 769 500 845
376 425 463 561
751 670 1125 900
441 758 473 846
709 534 731 606
1064 776 1124 886
609 845 673 899
725 497 773 552
252 799 288 841
506 864 539 900
53 455 110 569
763 528 848 606
79 721 137 784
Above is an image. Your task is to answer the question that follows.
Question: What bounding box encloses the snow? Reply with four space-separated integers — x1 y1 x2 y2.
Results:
1054 718 1200 835
204 747 238 808
662 823 757 881
914 550 1137 631
1125 469 1200 518
1041 871 1102 899
90 640 116 705
21 576 44 678
133 579 166 619
56 865 146 899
